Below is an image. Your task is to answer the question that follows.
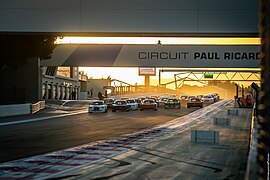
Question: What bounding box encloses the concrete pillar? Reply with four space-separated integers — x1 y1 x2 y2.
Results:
56 84 60 100
45 82 48 99
52 84 56 100
68 86 72 99
60 85 64 100
77 87 80 100
42 84 46 99
64 86 68 100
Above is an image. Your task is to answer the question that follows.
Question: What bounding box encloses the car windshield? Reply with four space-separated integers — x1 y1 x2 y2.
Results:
115 101 126 105
190 98 200 102
135 99 141 103
127 100 135 103
168 99 178 102
92 101 103 105
144 100 154 103
104 99 114 103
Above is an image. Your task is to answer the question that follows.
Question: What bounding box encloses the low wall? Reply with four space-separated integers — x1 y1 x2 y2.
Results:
79 92 88 100
0 101 45 117
0 103 31 117
31 101 46 114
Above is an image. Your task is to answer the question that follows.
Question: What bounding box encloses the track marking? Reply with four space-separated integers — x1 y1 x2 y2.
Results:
0 110 88 126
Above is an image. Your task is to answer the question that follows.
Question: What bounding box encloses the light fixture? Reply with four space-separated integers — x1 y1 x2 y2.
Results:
55 37 260 45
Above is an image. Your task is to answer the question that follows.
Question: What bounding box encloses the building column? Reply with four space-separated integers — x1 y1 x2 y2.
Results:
52 84 56 100
42 84 46 99
45 82 49 99
56 84 60 100
64 86 68 100
60 85 64 100
77 86 80 100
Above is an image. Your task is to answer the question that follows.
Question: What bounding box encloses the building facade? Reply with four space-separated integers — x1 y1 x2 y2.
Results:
41 66 81 100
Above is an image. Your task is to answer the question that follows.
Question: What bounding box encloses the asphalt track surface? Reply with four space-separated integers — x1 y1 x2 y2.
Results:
0 102 198 163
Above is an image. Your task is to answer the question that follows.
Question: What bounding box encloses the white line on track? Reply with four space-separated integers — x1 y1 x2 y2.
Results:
0 110 88 126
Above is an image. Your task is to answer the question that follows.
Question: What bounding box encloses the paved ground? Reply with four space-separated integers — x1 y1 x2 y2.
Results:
0 100 252 179
52 102 252 180
0 100 196 163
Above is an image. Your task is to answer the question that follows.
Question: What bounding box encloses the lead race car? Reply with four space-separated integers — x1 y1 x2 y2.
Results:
126 99 138 110
88 100 108 113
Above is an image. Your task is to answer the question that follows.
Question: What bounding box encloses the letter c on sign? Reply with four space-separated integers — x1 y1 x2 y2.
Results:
138 52 147 59
160 52 168 59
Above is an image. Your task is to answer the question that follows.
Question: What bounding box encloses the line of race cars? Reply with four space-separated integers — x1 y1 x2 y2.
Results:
88 93 219 113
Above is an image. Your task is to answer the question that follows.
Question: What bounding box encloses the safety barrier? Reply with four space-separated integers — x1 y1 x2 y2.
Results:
213 118 231 126
245 105 258 179
191 130 219 143
0 103 31 117
31 101 46 114
0 101 45 117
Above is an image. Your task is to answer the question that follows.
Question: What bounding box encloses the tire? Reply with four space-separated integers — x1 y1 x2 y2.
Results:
187 106 190 108
112 109 116 112
140 109 144 111
154 108 158 111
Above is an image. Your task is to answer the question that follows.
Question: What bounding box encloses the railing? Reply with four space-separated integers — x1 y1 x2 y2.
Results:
31 101 46 114
112 85 177 96
245 104 258 179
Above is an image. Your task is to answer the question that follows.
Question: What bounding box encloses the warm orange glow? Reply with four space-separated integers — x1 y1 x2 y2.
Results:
72 37 260 89
56 37 260 45
79 67 260 88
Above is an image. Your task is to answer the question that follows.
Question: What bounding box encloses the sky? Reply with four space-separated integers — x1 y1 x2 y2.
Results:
79 67 260 90
79 67 146 85
73 37 260 89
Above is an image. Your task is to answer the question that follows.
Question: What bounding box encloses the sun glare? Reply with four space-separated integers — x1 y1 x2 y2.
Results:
72 37 260 88
55 37 260 45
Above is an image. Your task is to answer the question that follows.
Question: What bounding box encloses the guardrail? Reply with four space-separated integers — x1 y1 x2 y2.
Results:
31 101 45 114
245 104 258 179
0 101 46 117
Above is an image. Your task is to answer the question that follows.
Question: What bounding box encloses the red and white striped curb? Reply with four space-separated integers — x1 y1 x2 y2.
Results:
0 100 231 179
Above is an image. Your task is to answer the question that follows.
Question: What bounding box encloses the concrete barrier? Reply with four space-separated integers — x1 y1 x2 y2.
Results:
0 103 31 117
213 118 231 126
31 101 45 114
228 109 239 115
191 130 219 143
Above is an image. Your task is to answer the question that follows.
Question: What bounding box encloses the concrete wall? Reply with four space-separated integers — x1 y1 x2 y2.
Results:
0 103 31 117
87 79 110 98
41 67 80 100
0 57 40 104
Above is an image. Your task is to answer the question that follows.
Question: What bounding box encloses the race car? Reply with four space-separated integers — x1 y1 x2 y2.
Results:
112 100 129 112
139 99 158 111
187 97 203 108
88 100 108 113
126 99 139 110
158 96 170 107
103 98 115 108
164 98 181 109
